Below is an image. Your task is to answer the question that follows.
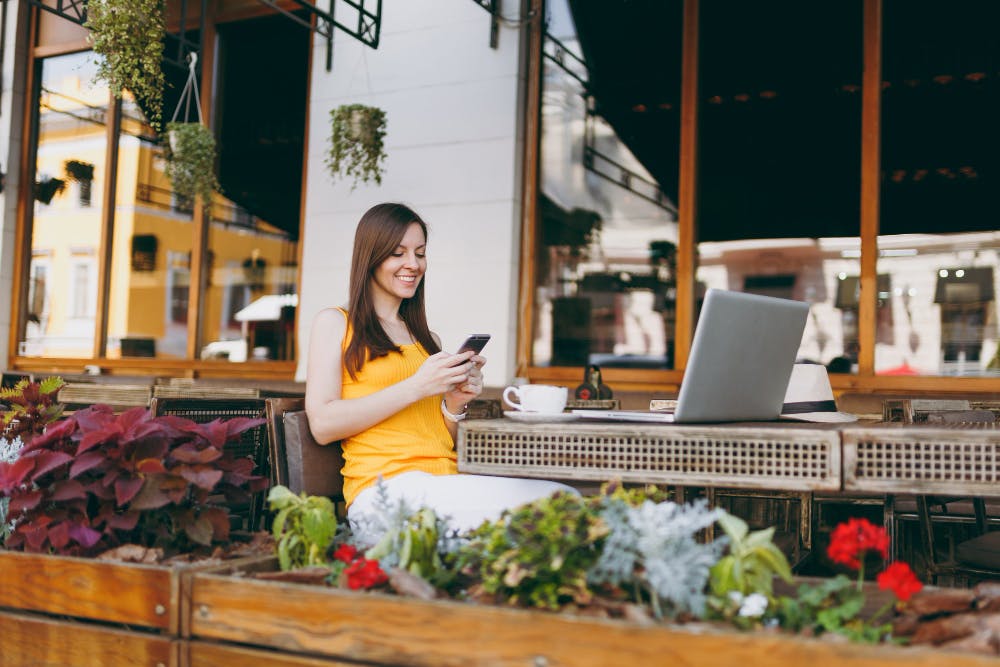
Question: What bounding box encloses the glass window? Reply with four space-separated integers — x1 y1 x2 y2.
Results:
104 87 192 360
21 52 109 358
875 0 1000 376
532 0 683 370
696 0 863 372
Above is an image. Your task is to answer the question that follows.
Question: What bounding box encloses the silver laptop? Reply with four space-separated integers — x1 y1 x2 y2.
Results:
574 289 809 423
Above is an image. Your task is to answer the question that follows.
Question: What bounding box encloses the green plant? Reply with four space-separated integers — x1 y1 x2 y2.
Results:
1 377 65 443
64 160 95 183
34 177 66 205
326 104 387 189
268 485 338 571
366 506 448 581
454 491 607 610
164 121 220 206
709 512 793 600
85 0 166 130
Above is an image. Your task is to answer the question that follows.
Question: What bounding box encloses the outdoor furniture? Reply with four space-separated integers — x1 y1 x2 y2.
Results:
150 397 270 531
264 398 344 503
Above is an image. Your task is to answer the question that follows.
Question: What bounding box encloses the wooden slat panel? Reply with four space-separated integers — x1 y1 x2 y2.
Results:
0 610 178 667
189 570 997 667
458 420 842 491
186 640 355 667
0 551 177 631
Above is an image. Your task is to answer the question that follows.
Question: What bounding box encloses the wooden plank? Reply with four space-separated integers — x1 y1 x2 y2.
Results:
189 568 997 667
0 551 178 631
0 610 178 667
186 640 355 667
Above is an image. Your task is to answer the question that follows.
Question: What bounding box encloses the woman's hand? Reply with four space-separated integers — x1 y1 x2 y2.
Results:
445 354 486 409
408 350 478 401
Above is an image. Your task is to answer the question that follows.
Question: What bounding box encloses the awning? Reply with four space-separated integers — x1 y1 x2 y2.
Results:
234 294 298 322
934 267 994 304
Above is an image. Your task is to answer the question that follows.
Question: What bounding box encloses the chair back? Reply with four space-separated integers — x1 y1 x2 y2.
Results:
281 410 344 499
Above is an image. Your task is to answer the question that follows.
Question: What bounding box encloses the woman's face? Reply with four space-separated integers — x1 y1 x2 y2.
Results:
372 222 426 302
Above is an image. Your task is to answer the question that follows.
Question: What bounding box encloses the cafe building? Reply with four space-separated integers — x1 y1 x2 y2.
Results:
0 0 995 395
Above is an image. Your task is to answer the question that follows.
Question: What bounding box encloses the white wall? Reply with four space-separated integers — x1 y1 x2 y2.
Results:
296 0 529 386
0 2 30 364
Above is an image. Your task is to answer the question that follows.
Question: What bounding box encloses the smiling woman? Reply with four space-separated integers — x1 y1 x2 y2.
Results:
304 202 575 544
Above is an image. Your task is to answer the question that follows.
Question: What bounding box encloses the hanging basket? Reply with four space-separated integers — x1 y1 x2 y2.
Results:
162 53 219 206
326 104 387 189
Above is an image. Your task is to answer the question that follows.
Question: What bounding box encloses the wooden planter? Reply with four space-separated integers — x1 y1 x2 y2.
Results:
0 609 178 667
188 558 998 667
0 550 261 635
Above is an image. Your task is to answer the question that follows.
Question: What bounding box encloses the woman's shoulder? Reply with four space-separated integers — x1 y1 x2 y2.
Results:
312 307 349 335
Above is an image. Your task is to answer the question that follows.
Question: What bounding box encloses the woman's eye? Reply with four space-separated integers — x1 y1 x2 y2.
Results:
416 254 426 259
390 252 403 257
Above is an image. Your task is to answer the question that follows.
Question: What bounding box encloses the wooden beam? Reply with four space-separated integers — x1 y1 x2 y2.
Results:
92 96 121 359
675 0 700 372
515 0 544 376
858 0 882 377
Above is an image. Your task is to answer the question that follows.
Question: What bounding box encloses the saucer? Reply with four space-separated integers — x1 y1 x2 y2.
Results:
503 411 580 423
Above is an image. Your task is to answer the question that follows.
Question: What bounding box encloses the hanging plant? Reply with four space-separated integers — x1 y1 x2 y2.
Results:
163 53 219 206
64 160 95 183
326 104 387 189
164 121 220 205
85 0 167 130
34 177 66 205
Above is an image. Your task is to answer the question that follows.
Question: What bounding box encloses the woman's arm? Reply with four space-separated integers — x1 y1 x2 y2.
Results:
432 334 486 441
305 309 477 444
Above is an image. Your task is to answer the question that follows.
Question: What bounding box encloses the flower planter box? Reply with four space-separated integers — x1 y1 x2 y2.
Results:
0 550 264 634
188 558 998 667
0 609 178 667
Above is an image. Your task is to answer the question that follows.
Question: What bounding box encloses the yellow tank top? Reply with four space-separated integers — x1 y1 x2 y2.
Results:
336 309 457 506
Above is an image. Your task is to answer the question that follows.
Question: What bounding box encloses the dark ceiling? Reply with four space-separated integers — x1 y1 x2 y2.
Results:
214 13 310 241
563 0 1000 241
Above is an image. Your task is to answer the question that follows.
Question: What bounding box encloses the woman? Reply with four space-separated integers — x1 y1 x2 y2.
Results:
305 203 573 541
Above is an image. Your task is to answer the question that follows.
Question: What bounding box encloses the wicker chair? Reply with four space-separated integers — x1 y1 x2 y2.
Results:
914 496 1000 585
150 397 270 531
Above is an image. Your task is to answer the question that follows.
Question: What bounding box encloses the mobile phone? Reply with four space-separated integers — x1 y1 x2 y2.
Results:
457 334 491 355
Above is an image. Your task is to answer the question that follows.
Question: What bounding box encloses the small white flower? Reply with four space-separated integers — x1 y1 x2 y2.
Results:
738 592 769 618
727 590 744 605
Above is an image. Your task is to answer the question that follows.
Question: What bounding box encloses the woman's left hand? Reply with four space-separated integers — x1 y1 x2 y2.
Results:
445 354 486 406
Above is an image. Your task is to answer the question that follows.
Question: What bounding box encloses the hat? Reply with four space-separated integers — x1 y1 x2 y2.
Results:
780 363 857 423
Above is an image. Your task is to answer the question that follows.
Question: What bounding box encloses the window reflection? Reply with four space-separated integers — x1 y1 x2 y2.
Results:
533 0 682 370
877 0 1000 376
696 0 863 372
21 52 108 358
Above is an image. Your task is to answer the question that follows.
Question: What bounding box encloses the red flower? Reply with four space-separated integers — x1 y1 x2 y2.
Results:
877 561 923 602
344 557 388 590
332 543 358 563
826 517 889 570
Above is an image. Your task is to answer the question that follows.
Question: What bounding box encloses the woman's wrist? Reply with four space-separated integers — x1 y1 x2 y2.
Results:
441 398 468 422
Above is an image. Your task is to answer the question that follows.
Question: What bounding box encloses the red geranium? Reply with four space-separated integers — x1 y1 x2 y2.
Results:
877 561 923 602
344 557 388 590
332 543 358 563
826 517 889 570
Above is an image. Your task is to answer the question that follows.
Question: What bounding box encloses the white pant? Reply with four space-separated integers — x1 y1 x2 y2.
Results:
348 471 577 544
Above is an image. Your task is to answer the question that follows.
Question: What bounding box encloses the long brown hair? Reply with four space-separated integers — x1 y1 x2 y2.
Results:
343 203 440 378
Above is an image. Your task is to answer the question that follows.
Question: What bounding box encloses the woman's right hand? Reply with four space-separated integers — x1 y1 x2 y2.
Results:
408 350 476 399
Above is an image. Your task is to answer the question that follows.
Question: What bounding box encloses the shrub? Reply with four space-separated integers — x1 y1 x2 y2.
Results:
0 405 267 556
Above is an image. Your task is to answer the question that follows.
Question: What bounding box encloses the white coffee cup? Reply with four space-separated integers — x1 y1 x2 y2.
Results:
502 384 568 414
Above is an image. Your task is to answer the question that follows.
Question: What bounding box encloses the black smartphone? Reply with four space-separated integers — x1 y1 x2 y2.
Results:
457 334 491 354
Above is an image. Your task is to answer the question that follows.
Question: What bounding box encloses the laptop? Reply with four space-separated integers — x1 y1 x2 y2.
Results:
573 288 809 423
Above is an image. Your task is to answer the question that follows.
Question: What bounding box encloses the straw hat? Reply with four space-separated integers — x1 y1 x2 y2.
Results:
780 363 857 423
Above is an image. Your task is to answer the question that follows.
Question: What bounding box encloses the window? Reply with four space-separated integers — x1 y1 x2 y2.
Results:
70 261 94 319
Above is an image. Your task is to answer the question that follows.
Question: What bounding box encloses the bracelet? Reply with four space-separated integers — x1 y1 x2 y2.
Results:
441 398 468 422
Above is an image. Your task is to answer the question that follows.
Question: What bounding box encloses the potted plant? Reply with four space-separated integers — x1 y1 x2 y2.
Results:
84 0 166 130
165 121 220 206
326 104 388 189
33 176 66 205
